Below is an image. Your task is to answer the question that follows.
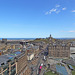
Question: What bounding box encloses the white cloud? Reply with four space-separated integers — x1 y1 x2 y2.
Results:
56 5 60 8
49 8 57 14
72 10 75 12
45 4 67 15
45 12 49 15
62 7 66 10
61 31 75 32
68 31 75 32
56 10 60 14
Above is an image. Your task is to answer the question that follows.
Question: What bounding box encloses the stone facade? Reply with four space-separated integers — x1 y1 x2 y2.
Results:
0 51 31 75
16 51 31 75
48 35 70 58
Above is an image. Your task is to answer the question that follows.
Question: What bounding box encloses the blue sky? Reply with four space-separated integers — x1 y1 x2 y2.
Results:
0 0 75 38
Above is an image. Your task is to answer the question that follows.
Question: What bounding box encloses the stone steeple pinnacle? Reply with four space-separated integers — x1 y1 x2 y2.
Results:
49 34 52 41
50 34 51 37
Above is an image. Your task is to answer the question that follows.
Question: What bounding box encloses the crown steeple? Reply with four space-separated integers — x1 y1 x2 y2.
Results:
50 34 51 37
49 34 52 41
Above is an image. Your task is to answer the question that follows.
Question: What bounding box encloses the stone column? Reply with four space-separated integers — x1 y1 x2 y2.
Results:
9 62 11 75
15 58 18 75
1 67 3 75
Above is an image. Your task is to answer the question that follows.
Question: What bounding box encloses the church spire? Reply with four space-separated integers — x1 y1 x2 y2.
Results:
49 34 52 41
49 34 53 45
50 34 51 37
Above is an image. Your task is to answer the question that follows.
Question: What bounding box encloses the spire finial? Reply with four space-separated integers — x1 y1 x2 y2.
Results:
50 34 51 37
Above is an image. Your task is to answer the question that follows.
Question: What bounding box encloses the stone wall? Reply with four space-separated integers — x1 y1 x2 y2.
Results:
49 46 70 58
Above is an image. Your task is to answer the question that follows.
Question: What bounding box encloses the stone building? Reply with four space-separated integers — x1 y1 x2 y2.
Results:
0 51 31 75
48 35 70 58
16 52 31 75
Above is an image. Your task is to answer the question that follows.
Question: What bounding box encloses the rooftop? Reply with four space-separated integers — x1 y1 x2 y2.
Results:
0 51 21 66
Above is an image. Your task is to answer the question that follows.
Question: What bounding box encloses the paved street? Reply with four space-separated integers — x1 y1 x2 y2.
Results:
28 49 45 75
